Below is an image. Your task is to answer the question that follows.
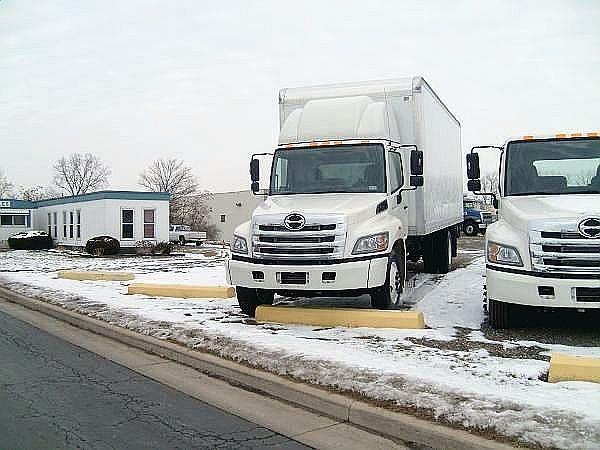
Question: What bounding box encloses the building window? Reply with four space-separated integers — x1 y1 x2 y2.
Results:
143 209 155 239
69 211 74 238
220 214 226 223
0 215 27 226
48 213 52 235
121 209 134 239
76 210 81 239
63 211 67 238
53 212 58 238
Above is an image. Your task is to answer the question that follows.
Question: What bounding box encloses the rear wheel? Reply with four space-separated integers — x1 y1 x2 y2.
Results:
488 299 511 329
422 229 452 274
236 287 273 317
371 246 405 309
437 230 452 274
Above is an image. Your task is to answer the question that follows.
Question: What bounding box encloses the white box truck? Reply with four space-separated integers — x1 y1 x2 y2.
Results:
466 132 600 328
227 77 463 316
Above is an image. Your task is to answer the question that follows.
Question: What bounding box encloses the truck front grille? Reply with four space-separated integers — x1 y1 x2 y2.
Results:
576 287 600 302
481 211 495 224
530 223 600 274
252 214 346 260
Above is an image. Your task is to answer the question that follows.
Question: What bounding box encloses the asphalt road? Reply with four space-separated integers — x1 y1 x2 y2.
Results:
0 310 310 450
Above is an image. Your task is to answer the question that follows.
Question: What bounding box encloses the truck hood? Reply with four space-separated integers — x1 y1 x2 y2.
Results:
253 193 387 224
502 195 600 231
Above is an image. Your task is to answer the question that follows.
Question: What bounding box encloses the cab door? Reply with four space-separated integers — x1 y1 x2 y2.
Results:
387 150 409 239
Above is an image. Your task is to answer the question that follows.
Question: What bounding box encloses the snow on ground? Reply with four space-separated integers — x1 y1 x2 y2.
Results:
1 249 600 449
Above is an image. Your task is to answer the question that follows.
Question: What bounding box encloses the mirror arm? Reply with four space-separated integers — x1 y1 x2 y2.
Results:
470 145 503 154
399 186 418 194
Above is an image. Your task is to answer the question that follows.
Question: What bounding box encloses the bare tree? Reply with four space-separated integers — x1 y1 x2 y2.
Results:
0 169 13 197
139 158 200 223
173 192 213 230
18 185 60 202
53 153 110 196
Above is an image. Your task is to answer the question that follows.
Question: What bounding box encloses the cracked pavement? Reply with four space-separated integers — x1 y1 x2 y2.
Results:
0 310 310 449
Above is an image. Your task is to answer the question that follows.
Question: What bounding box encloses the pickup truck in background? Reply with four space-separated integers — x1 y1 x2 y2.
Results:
169 225 207 246
226 77 464 316
467 132 600 328
463 198 496 236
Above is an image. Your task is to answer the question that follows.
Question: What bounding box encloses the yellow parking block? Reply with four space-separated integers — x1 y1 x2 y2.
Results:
127 283 235 299
548 353 600 384
255 305 426 329
58 270 135 281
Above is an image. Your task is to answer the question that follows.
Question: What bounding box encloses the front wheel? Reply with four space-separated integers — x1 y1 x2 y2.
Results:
463 221 478 237
236 287 274 317
179 236 186 245
488 299 512 329
371 247 405 309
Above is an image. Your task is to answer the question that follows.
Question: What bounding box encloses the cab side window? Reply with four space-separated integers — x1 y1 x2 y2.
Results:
388 152 404 192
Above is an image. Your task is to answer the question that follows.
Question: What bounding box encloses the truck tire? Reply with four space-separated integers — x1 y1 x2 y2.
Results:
236 287 274 317
422 234 436 273
179 236 186 245
488 299 511 329
423 229 452 274
463 221 478 237
371 246 405 310
436 230 452 274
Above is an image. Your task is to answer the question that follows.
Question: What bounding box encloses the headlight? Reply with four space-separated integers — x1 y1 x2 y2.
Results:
352 232 389 255
487 241 522 266
232 235 248 254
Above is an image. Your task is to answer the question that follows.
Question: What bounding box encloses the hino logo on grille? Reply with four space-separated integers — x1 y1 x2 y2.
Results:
283 213 306 231
578 217 600 238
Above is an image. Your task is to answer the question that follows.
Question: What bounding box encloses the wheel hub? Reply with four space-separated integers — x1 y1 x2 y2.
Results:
389 261 404 305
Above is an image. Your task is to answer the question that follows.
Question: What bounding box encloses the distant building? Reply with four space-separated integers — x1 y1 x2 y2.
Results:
206 190 264 242
0 191 169 248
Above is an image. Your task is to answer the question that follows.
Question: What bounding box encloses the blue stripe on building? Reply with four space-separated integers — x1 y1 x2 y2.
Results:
1 191 170 209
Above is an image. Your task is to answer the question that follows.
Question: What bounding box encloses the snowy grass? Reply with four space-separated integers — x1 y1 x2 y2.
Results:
1 250 599 449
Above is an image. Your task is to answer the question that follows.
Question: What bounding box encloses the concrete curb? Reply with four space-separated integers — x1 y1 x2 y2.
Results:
127 283 235 299
256 305 426 329
0 285 514 450
548 352 600 384
57 270 135 281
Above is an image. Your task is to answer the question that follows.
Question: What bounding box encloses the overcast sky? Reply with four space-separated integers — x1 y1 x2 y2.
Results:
1 0 599 194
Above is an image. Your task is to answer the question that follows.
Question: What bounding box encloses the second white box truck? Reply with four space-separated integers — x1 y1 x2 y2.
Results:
227 77 463 316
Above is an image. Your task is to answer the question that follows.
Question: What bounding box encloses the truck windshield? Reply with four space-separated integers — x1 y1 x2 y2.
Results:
505 138 600 196
270 144 386 195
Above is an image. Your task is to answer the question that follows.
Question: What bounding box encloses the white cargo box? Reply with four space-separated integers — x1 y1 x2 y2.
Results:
278 77 463 236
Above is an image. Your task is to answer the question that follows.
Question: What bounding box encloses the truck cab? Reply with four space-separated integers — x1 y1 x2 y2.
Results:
463 198 495 236
467 133 600 328
227 78 463 316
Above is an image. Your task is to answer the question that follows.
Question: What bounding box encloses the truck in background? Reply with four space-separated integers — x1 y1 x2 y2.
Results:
169 225 207 246
226 77 464 316
463 197 496 236
467 133 600 328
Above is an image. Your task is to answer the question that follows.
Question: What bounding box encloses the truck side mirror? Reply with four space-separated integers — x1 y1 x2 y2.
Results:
467 179 481 192
410 150 424 176
251 181 259 193
250 159 260 182
466 153 480 179
410 175 424 187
